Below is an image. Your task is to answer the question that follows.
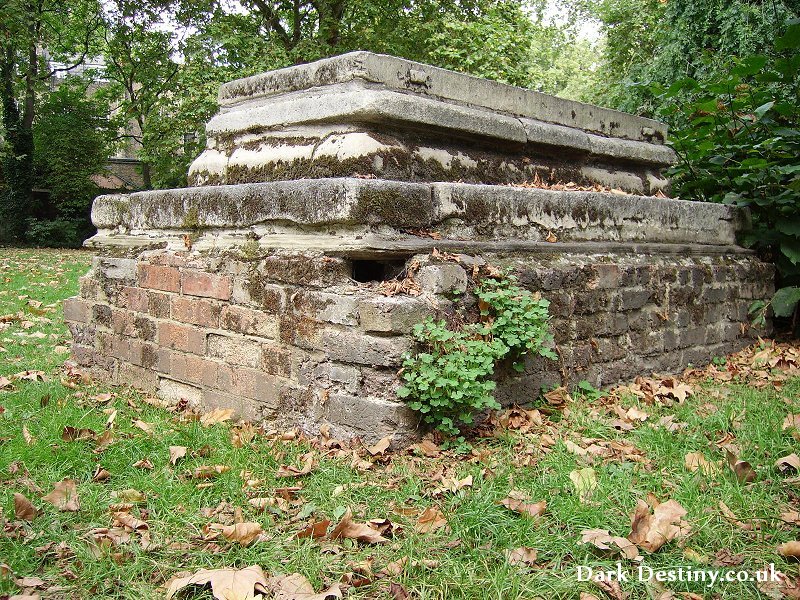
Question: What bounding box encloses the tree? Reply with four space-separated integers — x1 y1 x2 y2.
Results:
28 80 113 247
0 0 102 243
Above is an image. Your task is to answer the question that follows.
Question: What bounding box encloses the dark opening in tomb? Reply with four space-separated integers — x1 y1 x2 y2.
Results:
350 259 407 283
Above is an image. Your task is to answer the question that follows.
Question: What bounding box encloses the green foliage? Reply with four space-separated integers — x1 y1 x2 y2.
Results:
33 81 112 218
658 20 800 325
398 275 556 437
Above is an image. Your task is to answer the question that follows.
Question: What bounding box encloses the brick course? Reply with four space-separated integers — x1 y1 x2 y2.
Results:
66 249 774 445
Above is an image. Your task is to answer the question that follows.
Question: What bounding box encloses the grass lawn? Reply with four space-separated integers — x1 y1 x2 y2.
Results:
1 247 799 599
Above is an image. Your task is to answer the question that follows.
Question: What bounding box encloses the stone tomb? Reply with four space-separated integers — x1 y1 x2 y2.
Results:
65 52 773 444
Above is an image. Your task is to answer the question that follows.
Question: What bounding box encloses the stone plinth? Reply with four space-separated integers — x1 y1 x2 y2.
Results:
67 53 774 445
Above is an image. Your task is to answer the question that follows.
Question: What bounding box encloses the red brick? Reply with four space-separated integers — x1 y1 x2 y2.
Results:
262 344 292 377
138 264 180 292
120 286 149 312
220 305 278 338
63 298 91 323
171 296 221 328
97 332 131 361
148 291 171 318
181 270 232 300
216 365 280 401
158 322 206 354
161 350 219 387
111 309 135 336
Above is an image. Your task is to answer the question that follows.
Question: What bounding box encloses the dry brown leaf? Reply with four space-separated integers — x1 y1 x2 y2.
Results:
200 408 234 427
628 498 689 553
14 493 38 521
778 541 800 561
725 449 756 483
498 491 546 518
776 453 800 474
192 465 231 479
41 479 80 512
165 565 268 600
580 528 640 560
295 520 331 540
329 509 389 544
169 446 187 465
133 458 154 470
266 573 342 600
684 452 721 476
366 436 392 456
506 546 538 566
276 452 315 478
415 506 447 533
221 522 263 546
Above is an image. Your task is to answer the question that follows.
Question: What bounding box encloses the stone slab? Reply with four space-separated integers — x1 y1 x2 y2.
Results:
217 51 666 143
90 178 745 247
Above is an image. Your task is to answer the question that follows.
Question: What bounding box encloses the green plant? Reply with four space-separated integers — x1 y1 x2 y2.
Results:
576 379 604 401
658 19 800 333
397 274 556 437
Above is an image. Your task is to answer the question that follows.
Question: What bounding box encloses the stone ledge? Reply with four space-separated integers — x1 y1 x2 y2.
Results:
217 51 666 143
90 178 745 247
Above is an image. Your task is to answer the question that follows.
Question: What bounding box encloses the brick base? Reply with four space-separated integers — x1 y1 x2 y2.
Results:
65 248 773 445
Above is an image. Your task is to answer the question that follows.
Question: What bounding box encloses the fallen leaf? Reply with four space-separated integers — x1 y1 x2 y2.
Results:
276 452 315 478
498 490 546 518
726 449 756 483
778 541 800 561
780 510 800 526
684 452 721 476
14 493 38 521
592 575 629 600
718 501 754 531
580 528 640 560
41 479 80 512
221 522 263 546
169 446 187 465
329 509 389 544
628 498 689 553
133 458 154 470
776 453 800 474
415 506 447 533
570 468 598 502
266 573 342 600
61 426 97 442
200 408 234 427
367 436 392 456
165 565 268 600
506 546 538 566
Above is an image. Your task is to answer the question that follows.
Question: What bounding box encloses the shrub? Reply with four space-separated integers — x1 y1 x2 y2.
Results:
658 19 800 331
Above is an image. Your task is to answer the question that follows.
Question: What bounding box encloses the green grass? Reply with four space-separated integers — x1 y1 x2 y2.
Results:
1 248 799 599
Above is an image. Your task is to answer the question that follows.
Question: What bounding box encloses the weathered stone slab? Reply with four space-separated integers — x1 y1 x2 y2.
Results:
188 52 675 193
89 178 744 248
